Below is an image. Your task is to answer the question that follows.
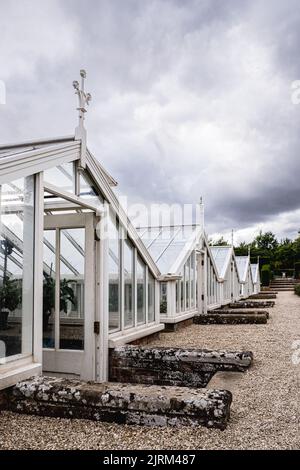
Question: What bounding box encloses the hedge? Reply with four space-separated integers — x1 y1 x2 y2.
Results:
294 262 300 279
294 284 300 296
261 264 271 287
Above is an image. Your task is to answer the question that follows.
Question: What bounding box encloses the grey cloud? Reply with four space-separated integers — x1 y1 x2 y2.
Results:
1 0 300 239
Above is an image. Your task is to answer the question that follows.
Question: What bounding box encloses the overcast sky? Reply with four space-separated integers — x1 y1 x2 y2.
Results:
1 0 300 243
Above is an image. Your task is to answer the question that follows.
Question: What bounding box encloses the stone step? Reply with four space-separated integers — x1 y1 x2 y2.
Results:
270 282 296 286
270 283 294 286
249 293 277 299
1 376 232 430
270 288 294 291
194 312 268 325
228 300 275 308
214 309 269 319
109 346 253 388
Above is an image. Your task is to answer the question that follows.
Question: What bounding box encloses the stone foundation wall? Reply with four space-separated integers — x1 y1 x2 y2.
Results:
130 332 161 346
109 346 253 388
163 318 194 332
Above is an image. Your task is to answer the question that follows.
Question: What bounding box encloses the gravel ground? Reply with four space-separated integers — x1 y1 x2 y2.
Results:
0 292 299 450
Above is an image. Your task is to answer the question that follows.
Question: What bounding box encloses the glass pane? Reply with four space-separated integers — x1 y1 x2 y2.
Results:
160 282 167 313
185 257 190 309
191 252 195 308
44 163 74 193
79 172 104 208
176 279 180 313
148 271 155 323
0 176 34 361
43 230 56 348
180 273 184 311
59 228 85 350
137 256 146 324
109 216 120 331
124 239 134 328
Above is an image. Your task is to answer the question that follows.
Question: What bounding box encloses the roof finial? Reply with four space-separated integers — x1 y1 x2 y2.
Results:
248 245 251 258
73 70 92 127
199 196 204 231
231 229 234 247
73 69 91 168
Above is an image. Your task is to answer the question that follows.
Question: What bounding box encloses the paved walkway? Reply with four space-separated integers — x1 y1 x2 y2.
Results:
0 292 299 449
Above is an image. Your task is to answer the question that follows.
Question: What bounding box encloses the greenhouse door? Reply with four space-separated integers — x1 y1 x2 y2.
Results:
42 213 96 381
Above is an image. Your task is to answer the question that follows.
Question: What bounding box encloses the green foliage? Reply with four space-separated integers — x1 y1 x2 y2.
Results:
210 236 229 246
294 262 300 279
43 272 77 330
254 231 278 251
0 275 21 312
160 300 167 314
294 284 300 296
43 272 55 316
261 264 271 287
60 279 77 314
233 231 300 275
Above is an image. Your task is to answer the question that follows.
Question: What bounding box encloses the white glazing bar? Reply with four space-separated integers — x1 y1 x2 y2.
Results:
21 175 34 355
33 172 44 364
55 229 60 350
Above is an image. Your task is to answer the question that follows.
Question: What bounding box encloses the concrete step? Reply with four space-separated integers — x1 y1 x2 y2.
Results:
109 346 253 388
214 309 269 319
194 312 268 325
228 300 275 308
1 376 232 430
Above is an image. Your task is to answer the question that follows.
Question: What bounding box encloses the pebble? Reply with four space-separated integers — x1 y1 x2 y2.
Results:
0 292 299 450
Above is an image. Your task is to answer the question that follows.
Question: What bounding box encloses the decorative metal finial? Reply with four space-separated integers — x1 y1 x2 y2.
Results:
199 196 204 230
231 229 234 247
73 69 92 130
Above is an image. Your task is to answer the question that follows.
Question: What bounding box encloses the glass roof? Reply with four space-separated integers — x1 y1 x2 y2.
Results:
210 246 232 278
136 225 199 274
251 264 258 282
0 180 86 279
235 256 249 282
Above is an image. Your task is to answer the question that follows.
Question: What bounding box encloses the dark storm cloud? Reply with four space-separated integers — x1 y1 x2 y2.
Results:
1 0 300 240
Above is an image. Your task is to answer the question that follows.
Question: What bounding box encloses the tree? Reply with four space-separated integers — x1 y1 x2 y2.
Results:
210 236 229 246
253 231 278 251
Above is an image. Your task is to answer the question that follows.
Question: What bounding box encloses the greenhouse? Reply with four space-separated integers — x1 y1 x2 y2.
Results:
0 71 261 391
136 225 228 325
0 71 165 389
235 255 255 298
251 263 261 294
210 246 242 305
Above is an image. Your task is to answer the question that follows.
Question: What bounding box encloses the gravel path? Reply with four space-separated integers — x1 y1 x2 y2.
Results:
0 292 299 450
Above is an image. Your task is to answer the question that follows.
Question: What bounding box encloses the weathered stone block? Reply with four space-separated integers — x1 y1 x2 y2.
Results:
109 346 253 388
249 293 277 299
7 376 232 430
228 300 275 309
214 309 269 319
194 312 268 324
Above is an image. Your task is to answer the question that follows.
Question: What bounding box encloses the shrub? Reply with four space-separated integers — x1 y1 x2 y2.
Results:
294 262 300 279
261 264 271 287
294 284 300 296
